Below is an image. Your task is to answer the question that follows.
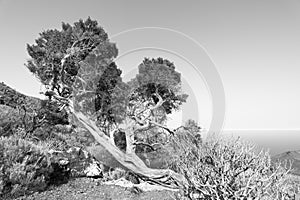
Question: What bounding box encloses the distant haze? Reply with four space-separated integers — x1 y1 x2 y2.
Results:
216 130 300 156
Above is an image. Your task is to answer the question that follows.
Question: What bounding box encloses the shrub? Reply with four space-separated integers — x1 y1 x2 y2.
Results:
168 133 297 200
0 105 22 137
0 135 53 199
27 122 95 151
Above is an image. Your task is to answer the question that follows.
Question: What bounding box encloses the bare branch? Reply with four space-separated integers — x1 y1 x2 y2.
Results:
135 120 150 131
148 120 175 135
132 142 157 151
109 128 118 145
149 92 165 111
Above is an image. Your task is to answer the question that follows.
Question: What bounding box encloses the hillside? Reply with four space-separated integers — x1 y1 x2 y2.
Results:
0 82 41 109
273 150 300 176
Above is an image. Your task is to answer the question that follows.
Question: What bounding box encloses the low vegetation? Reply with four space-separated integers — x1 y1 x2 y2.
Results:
0 133 52 199
168 132 298 199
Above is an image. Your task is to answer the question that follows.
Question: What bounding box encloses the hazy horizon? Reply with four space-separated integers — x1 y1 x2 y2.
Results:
219 130 300 155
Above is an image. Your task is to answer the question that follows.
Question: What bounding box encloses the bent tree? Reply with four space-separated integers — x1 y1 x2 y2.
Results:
25 18 189 188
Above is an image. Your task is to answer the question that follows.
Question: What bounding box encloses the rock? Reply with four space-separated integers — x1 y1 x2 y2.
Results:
84 160 102 178
191 192 200 199
49 147 103 179
58 158 69 166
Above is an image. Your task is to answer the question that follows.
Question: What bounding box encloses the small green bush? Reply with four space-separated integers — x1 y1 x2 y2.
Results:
168 133 298 200
0 135 53 199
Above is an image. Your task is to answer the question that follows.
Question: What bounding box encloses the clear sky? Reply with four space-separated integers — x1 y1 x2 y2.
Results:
0 0 300 131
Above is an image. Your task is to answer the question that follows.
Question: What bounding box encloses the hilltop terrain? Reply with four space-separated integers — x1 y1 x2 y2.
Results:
273 150 300 176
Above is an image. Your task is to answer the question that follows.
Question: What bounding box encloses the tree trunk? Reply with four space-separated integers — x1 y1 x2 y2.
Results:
72 110 187 189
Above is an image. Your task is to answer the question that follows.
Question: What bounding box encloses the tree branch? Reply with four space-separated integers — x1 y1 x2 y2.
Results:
134 119 150 131
109 128 118 145
149 92 165 111
133 142 157 151
148 120 175 135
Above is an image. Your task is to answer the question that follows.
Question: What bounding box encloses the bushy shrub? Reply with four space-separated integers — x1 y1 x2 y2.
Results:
27 122 96 152
0 83 43 134
0 105 23 137
0 135 53 199
168 133 297 200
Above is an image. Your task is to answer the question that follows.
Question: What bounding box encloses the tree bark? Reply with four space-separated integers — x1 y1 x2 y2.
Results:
72 110 187 189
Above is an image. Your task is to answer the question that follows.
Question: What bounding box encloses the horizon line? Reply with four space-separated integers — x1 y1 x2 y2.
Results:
207 129 300 132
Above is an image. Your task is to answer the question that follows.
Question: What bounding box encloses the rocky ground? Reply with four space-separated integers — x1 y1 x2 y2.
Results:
15 178 180 200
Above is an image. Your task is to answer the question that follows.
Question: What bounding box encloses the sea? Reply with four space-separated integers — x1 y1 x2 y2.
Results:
202 130 300 156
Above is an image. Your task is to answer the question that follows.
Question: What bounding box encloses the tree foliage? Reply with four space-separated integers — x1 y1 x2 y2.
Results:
129 58 188 116
26 17 114 98
25 17 121 132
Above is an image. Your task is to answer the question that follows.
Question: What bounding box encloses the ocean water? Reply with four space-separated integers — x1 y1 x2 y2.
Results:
202 130 300 156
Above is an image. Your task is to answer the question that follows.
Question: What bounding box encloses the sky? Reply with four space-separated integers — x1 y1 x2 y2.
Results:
0 0 300 133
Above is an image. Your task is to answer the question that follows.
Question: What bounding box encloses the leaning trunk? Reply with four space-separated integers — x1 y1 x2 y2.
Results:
72 110 187 188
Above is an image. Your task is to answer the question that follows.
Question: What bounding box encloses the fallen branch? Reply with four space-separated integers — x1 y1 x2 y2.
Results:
104 177 179 192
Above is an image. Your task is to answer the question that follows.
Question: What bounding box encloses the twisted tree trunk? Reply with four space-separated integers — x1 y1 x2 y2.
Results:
72 110 187 189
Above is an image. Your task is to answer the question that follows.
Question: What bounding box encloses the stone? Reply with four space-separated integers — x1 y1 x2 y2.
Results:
49 147 103 179
58 158 69 166
84 159 103 178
